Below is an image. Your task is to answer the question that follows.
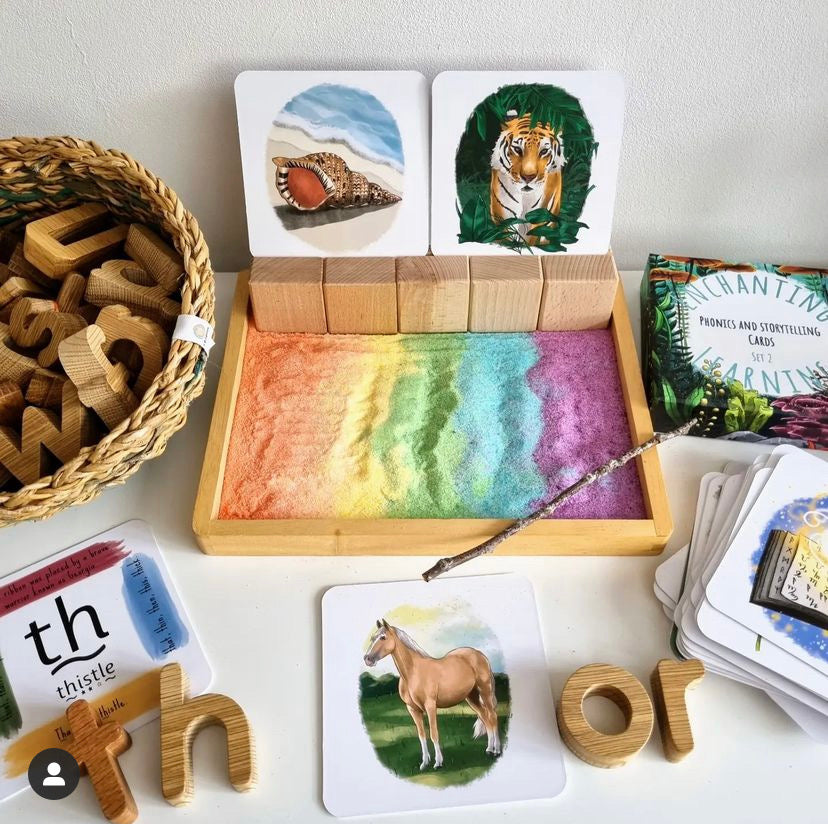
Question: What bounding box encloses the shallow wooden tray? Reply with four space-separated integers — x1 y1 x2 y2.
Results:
193 269 671 555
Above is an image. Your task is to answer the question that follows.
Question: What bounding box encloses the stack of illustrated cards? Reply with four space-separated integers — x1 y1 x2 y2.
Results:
654 446 828 742
0 521 210 801
322 574 566 817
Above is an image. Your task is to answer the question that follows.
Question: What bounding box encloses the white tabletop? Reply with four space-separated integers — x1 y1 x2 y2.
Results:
3 270 823 823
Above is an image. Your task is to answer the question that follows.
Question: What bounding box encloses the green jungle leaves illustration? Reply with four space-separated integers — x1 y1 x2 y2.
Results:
455 83 596 252
723 381 774 434
646 275 704 427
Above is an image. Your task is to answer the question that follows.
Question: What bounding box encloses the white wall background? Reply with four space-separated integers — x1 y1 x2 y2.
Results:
1 0 825 272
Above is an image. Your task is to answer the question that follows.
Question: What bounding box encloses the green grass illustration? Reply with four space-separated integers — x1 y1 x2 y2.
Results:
359 673 511 787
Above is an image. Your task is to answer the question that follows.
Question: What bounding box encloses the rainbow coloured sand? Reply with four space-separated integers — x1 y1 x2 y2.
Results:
219 327 645 521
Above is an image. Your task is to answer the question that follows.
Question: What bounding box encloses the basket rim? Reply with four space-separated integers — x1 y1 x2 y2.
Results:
0 135 216 522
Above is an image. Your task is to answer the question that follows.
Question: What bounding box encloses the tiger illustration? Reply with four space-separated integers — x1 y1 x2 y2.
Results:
490 111 565 245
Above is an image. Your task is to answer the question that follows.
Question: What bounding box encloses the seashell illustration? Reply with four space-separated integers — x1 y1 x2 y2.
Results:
272 152 401 212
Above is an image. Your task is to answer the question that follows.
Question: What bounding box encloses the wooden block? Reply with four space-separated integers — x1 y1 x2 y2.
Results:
124 224 183 292
0 381 24 427
651 659 705 763
7 242 52 287
0 382 96 485
96 304 170 395
24 203 128 279
65 699 137 824
25 370 67 410
86 259 181 331
557 663 654 768
323 257 397 334
538 252 618 330
396 256 470 332
9 297 87 368
468 257 542 332
249 257 326 333
0 275 47 309
160 662 256 806
0 262 9 286
56 271 87 314
59 325 138 430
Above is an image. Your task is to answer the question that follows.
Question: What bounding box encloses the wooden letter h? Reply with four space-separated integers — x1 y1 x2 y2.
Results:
159 662 256 806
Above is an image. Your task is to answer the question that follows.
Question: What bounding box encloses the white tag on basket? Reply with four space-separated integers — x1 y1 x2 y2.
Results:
173 314 215 355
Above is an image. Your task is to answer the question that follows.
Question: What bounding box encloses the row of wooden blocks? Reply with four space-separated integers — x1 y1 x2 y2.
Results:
249 252 619 335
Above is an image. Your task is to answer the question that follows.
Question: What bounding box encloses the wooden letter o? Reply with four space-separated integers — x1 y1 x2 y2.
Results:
557 663 654 768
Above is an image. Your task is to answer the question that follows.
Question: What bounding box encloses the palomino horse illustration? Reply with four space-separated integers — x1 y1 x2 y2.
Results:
363 619 501 770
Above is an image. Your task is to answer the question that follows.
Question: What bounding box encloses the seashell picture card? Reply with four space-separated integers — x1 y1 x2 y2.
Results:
235 71 429 257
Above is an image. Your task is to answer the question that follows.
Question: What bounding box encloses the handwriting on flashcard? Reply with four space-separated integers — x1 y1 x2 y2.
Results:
773 532 799 594
782 535 828 617
121 554 189 660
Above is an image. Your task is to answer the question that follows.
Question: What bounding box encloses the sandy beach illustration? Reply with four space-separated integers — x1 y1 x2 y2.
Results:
266 84 404 252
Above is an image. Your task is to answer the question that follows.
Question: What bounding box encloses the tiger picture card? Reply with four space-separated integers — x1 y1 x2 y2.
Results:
431 71 625 256
235 70 430 257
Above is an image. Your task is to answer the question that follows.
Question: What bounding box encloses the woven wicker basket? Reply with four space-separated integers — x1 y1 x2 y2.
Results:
0 136 215 524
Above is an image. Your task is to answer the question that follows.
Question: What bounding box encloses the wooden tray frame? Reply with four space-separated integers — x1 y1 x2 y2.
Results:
193 268 672 555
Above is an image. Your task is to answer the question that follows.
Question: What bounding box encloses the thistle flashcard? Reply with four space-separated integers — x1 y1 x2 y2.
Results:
431 71 624 256
235 71 429 257
0 520 210 802
322 574 566 816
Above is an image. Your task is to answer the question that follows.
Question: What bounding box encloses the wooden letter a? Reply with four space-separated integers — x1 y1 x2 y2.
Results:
159 662 256 806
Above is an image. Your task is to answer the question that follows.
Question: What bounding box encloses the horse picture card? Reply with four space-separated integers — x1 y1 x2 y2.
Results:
0 520 211 802
322 574 566 816
431 71 625 256
235 70 429 257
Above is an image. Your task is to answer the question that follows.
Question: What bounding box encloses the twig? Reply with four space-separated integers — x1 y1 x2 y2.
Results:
422 418 698 582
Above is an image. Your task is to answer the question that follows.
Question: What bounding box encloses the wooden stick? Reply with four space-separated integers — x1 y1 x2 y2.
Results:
421 418 698 582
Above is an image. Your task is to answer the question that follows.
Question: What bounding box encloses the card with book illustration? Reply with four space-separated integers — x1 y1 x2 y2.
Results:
750 530 828 631
0 520 210 801
653 446 828 743
705 450 828 675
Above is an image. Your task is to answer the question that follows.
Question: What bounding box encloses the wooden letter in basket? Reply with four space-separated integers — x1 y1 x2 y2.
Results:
24 203 128 279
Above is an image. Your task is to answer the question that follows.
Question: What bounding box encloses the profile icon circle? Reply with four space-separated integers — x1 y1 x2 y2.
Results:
28 747 80 800
44 762 65 785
